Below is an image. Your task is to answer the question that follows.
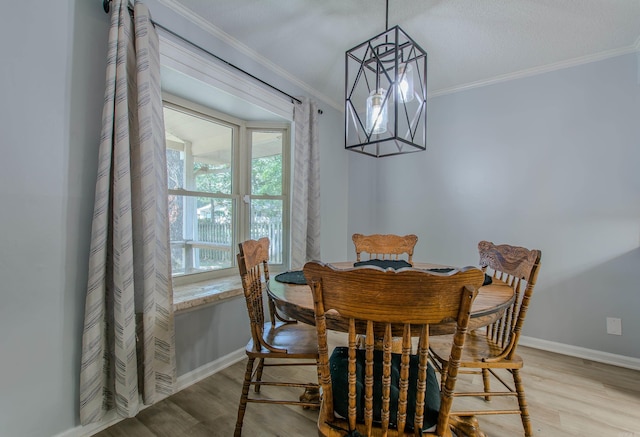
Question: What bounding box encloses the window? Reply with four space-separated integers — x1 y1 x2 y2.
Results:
163 97 290 285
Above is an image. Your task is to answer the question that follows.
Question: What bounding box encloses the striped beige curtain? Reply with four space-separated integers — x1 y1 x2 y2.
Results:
80 0 175 425
291 97 321 269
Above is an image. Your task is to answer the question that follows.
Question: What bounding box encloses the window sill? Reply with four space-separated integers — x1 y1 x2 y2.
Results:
173 274 243 313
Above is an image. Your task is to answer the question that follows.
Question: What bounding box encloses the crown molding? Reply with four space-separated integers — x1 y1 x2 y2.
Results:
155 0 640 109
430 44 640 98
155 0 342 112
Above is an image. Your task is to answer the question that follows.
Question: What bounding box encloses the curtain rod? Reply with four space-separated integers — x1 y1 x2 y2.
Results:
103 0 324 114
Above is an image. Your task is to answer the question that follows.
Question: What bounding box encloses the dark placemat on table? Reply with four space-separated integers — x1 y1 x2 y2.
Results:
275 270 307 285
426 268 454 273
354 259 412 270
274 266 492 286
426 267 492 286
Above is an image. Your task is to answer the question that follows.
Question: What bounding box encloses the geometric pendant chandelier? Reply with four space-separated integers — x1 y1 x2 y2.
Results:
345 1 428 157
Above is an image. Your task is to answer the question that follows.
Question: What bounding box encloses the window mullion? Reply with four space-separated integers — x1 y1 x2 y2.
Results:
183 140 195 272
237 122 249 245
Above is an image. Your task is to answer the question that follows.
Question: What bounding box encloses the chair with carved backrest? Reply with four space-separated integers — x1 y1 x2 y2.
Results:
352 233 419 352
428 241 542 436
234 237 319 437
352 233 418 266
304 261 484 437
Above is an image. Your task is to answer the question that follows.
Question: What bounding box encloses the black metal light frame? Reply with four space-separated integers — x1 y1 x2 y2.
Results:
345 24 428 158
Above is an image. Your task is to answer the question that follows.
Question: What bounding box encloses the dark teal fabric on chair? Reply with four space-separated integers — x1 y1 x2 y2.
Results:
329 346 441 432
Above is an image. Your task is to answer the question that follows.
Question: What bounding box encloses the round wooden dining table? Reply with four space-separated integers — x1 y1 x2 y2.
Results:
267 261 515 336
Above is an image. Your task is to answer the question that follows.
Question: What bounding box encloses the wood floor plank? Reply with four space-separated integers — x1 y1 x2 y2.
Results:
134 399 200 437
94 417 156 437
93 339 640 437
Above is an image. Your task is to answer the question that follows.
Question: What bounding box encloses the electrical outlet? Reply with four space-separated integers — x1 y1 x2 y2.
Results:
606 317 622 336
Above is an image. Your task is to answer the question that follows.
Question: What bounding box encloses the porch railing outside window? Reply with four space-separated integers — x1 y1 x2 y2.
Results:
170 219 283 275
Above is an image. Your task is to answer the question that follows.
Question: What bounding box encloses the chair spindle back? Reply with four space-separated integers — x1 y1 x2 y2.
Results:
238 237 270 349
478 241 542 360
304 261 484 436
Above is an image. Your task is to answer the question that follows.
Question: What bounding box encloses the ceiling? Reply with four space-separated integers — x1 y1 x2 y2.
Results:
163 0 640 111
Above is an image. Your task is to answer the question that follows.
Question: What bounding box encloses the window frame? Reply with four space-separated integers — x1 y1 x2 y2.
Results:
163 93 291 287
244 123 291 267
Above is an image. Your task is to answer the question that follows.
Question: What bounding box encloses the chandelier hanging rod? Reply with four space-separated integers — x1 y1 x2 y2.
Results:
385 0 389 31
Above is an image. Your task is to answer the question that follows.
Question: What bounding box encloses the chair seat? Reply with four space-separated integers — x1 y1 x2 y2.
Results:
245 321 319 357
429 331 524 369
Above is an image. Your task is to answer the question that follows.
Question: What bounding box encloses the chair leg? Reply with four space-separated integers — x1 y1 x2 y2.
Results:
481 368 491 401
300 359 322 411
449 415 485 437
234 357 255 437
512 369 532 437
439 361 449 389
254 358 265 393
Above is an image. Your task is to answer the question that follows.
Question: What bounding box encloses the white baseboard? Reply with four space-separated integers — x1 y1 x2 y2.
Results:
519 336 640 371
54 348 246 437
53 410 122 437
175 347 246 392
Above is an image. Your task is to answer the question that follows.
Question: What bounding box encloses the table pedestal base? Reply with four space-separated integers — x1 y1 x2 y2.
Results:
300 386 320 410
450 415 486 437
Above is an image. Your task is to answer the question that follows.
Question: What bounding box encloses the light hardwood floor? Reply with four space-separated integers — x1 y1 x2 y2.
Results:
94 333 640 437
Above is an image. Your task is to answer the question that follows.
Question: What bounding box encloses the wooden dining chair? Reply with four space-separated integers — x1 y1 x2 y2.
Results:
234 237 320 437
352 233 418 265
428 241 542 436
352 233 419 352
303 261 485 437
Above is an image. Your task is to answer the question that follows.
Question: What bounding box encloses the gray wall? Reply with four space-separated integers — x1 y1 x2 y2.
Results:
1 1 107 436
349 53 640 358
0 1 348 436
2 1 636 436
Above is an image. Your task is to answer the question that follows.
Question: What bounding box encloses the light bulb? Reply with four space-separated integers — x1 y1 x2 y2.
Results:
366 88 388 135
397 63 414 103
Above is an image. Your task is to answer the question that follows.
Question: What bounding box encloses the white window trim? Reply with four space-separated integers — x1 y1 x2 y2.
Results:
159 32 294 309
164 94 291 286
244 122 292 269
159 33 294 122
